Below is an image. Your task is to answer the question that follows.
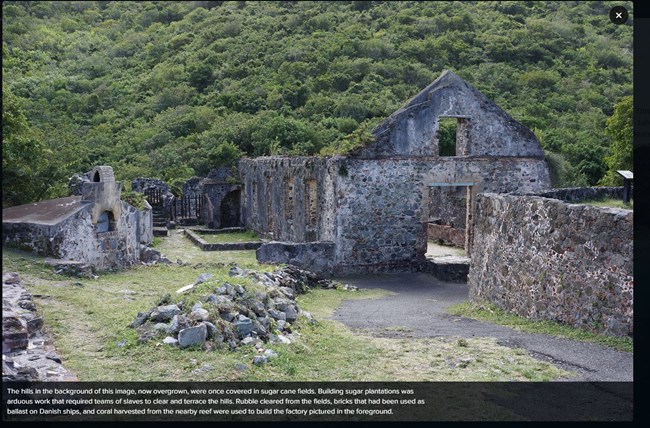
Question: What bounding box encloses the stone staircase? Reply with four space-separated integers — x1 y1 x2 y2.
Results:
151 205 169 237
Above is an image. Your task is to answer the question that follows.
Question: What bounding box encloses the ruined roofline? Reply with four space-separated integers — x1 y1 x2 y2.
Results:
370 69 535 142
2 196 90 226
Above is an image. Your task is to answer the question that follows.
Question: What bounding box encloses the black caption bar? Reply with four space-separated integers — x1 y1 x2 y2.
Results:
2 382 632 422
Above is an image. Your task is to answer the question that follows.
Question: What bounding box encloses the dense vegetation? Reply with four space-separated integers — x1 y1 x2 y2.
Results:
2 1 633 207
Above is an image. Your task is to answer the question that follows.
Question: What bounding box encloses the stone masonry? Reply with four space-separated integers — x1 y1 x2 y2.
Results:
3 166 153 270
468 191 633 336
244 70 551 275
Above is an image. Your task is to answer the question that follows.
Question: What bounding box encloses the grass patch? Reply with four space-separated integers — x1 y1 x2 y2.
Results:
579 198 632 210
196 230 260 244
150 237 163 248
448 302 632 353
157 229 260 267
2 245 572 383
427 241 467 257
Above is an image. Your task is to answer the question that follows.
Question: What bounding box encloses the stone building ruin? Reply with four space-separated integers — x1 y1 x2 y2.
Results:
241 70 551 274
2 166 153 270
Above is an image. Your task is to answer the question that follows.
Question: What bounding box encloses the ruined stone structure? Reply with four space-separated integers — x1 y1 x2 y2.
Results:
134 168 241 229
3 166 153 270
187 168 242 229
468 189 633 337
241 70 551 274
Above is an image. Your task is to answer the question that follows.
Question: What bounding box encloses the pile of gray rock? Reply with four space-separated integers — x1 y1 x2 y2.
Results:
129 265 353 354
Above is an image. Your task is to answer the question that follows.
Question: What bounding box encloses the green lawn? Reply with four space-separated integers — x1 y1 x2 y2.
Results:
2 233 572 383
195 230 260 244
579 198 633 210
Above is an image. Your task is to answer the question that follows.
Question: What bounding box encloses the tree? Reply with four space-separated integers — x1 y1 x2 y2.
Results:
599 96 633 186
2 82 47 207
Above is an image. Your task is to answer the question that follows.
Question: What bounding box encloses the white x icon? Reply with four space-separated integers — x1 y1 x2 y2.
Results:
615 12 623 19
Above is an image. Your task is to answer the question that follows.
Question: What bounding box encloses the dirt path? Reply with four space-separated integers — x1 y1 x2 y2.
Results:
332 272 633 382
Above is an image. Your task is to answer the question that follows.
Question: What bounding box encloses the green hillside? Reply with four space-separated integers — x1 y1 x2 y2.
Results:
2 1 633 207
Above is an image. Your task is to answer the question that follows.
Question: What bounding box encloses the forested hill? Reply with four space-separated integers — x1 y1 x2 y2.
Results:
2 1 633 207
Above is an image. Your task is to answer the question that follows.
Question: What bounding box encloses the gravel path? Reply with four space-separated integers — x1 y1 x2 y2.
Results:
331 272 633 382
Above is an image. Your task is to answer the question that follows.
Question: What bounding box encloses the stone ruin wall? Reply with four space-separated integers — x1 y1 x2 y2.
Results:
3 201 147 271
239 157 337 243
239 71 553 275
468 190 633 337
332 157 551 274
242 155 550 275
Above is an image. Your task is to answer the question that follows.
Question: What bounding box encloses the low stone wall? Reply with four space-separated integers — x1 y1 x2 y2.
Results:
468 192 633 336
422 257 470 283
2 272 76 381
256 241 335 276
184 229 262 251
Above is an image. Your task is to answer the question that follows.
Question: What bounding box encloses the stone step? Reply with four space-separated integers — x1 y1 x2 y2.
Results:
153 227 169 237
423 255 470 283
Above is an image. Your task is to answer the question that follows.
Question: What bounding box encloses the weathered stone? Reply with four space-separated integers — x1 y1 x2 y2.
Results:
140 246 163 264
204 321 218 338
163 337 178 346
150 305 181 322
45 352 62 363
229 266 247 277
2 272 21 285
190 308 210 322
24 314 44 334
278 287 295 299
130 311 151 328
2 315 28 353
234 315 254 338
219 311 237 322
178 324 207 348
257 316 270 328
249 300 266 316
195 273 213 285
136 327 157 344
241 337 256 346
2 274 75 381
169 314 191 335
276 320 287 331
252 321 267 336
268 309 286 321
273 334 292 345
217 283 235 296
153 323 169 334
234 363 248 372
469 191 633 337
204 294 232 305
282 306 298 323
17 300 36 311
